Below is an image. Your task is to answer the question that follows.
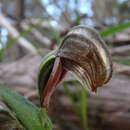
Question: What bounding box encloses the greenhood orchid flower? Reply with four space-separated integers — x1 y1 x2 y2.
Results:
38 25 113 110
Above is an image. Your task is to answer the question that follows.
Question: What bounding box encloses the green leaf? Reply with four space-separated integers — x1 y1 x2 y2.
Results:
0 85 44 130
0 101 23 130
75 10 80 25
117 60 130 66
100 22 130 37
63 83 81 118
79 87 87 129
64 82 88 129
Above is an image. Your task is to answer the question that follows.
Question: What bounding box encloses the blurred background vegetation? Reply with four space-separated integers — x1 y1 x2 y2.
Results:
0 0 130 62
0 0 130 130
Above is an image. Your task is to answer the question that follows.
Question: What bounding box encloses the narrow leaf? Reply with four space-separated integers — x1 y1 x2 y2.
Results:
0 85 44 130
100 22 130 37
0 101 23 130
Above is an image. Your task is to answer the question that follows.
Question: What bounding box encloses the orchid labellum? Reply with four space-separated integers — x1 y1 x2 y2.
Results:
38 25 113 110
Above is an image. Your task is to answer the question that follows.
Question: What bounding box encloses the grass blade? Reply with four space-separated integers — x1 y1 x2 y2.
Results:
100 22 130 37
80 87 87 129
63 83 81 118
